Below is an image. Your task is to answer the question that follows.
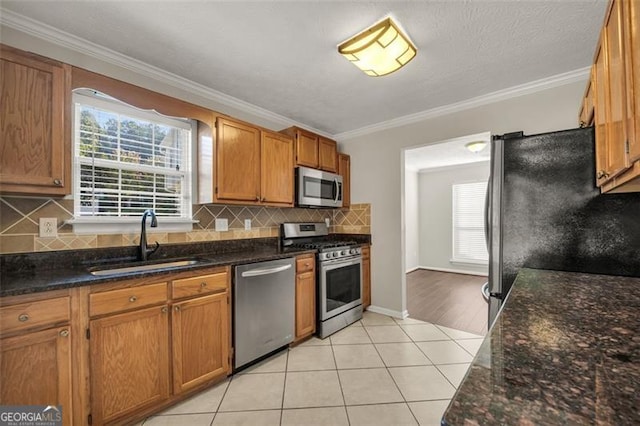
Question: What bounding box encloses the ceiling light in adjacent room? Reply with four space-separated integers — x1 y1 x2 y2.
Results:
338 17 417 77
465 141 488 153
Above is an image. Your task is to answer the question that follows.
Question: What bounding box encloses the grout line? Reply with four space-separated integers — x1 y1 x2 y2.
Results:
328 328 350 425
279 348 290 426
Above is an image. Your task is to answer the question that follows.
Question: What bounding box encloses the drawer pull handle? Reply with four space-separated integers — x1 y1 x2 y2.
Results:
201 282 207 288
18 314 29 322
59 329 69 337
129 296 138 303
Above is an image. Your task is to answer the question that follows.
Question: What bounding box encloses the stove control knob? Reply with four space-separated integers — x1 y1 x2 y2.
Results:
341 250 348 256
350 248 356 255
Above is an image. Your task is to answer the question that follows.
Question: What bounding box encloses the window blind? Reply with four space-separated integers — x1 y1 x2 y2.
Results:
73 92 192 219
452 181 488 263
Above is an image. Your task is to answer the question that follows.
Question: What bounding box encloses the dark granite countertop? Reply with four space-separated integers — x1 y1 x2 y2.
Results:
442 268 640 426
0 234 371 297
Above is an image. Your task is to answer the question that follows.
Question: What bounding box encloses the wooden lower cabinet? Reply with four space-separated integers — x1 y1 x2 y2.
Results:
172 292 229 394
0 326 72 425
362 246 371 309
90 305 171 424
295 255 316 341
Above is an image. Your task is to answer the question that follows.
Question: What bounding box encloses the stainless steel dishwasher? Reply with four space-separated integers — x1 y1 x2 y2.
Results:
234 257 295 370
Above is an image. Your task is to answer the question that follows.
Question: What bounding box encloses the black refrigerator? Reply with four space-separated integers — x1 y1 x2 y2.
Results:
486 127 640 326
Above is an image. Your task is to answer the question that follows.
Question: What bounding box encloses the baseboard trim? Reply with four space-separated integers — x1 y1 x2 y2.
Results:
405 266 421 274
414 266 488 277
365 305 408 319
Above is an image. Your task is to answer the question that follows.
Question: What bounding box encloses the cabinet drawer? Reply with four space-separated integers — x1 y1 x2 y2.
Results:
0 296 70 334
296 256 315 273
90 283 167 317
171 272 228 300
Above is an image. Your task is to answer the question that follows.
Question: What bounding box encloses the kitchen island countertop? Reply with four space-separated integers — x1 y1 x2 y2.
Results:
442 268 640 425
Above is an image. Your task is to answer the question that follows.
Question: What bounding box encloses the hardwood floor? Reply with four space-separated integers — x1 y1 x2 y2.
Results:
406 269 488 336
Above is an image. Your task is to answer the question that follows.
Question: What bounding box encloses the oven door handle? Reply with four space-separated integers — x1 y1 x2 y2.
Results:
241 264 292 277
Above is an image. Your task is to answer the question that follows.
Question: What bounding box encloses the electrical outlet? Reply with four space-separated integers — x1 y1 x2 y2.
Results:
244 219 252 231
215 218 228 232
39 218 58 238
325 218 331 227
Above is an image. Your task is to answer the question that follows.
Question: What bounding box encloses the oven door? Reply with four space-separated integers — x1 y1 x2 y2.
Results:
319 256 362 321
297 166 343 208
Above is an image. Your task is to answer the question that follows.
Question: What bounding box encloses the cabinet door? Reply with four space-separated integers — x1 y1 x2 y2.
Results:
90 305 170 424
362 246 371 309
172 292 229 394
338 153 351 208
295 271 316 340
318 137 338 172
295 130 319 168
1 326 72 425
215 117 261 202
261 130 294 206
624 0 640 163
579 69 595 128
594 42 610 185
0 45 69 195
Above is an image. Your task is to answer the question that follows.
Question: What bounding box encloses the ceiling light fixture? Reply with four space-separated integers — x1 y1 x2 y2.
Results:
465 141 488 153
338 17 417 77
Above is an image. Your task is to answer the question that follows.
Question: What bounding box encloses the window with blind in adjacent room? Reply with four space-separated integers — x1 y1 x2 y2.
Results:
452 181 488 264
71 90 194 233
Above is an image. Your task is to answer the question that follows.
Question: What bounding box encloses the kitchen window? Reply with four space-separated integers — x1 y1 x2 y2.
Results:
70 90 195 233
452 181 488 264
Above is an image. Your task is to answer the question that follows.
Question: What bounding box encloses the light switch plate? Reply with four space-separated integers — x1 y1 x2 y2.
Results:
39 217 58 238
244 219 251 230
215 218 228 232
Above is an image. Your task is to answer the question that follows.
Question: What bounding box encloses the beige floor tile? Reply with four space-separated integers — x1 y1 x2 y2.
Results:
218 373 285 412
159 379 229 414
281 407 349 426
347 403 418 426
394 317 428 325
287 345 336 371
416 340 474 364
240 351 288 374
282 371 344 408
330 326 372 345
389 366 456 401
143 413 215 425
408 400 451 426
338 368 403 405
361 311 396 326
365 325 412 343
332 344 384 369
375 343 431 367
400 324 451 342
211 410 281 426
436 325 483 340
455 338 484 355
296 336 331 346
436 363 471 388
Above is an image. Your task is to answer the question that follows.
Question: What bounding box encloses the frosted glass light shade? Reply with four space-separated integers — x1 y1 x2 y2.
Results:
338 17 417 77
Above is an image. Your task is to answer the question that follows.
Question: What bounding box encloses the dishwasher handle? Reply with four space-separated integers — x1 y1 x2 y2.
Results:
240 263 292 278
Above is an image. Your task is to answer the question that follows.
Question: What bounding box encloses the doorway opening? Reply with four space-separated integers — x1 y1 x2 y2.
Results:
403 132 490 336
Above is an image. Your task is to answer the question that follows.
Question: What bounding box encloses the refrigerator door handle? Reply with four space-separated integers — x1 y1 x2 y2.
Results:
484 179 491 251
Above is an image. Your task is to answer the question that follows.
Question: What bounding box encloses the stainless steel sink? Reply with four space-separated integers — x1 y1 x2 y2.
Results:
89 259 207 276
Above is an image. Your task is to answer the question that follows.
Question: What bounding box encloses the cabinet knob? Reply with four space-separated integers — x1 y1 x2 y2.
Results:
175 306 181 312
59 329 69 337
53 178 62 186
129 296 138 303
200 282 207 288
18 314 29 322
255 196 260 201
579 121 586 128
161 306 168 314
597 170 610 179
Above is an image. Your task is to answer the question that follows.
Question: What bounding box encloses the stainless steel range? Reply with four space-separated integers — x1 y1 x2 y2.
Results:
281 222 363 338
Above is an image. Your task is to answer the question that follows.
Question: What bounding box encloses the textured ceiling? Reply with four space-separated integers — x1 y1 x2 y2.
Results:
2 1 607 136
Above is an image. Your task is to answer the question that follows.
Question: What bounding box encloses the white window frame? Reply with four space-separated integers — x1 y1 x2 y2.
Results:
69 90 196 234
451 180 489 265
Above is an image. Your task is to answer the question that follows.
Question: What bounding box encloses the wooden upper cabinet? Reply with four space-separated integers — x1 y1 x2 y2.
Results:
579 68 595 127
261 130 294 206
0 45 70 196
215 117 261 202
338 153 351 208
594 42 610 186
624 0 640 163
319 137 338 172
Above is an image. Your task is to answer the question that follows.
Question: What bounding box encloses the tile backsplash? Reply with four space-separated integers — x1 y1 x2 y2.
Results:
0 197 370 254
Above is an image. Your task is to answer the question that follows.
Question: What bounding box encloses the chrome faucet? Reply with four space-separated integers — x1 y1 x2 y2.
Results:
139 209 159 261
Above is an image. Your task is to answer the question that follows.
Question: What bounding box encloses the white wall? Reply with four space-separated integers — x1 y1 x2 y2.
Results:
341 80 586 317
418 162 489 275
404 169 419 272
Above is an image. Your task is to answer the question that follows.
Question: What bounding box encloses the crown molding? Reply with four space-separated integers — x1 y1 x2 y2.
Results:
335 67 590 141
0 8 332 137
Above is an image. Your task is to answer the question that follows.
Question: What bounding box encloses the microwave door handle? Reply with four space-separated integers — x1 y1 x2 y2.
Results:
333 178 339 204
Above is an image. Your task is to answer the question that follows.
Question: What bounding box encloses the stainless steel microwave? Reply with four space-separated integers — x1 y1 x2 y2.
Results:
296 166 343 208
